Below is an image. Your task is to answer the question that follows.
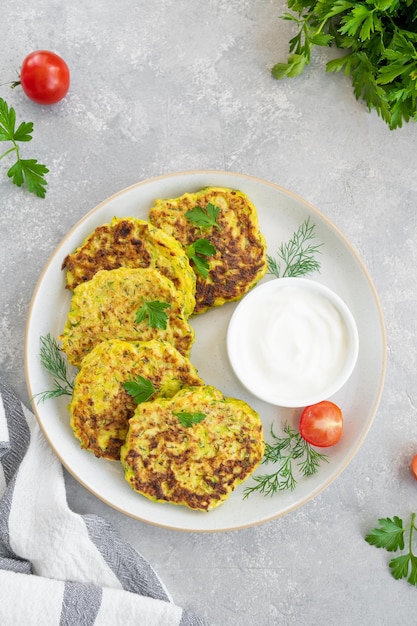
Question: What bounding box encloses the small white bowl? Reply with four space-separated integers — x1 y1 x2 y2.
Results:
227 277 359 408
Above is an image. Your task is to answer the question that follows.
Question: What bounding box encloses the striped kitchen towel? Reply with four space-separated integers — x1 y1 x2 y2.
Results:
0 378 206 626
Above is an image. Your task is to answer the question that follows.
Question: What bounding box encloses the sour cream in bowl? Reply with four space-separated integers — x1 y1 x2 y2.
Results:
226 277 359 408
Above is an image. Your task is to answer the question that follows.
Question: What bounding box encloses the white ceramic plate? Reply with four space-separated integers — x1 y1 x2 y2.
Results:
25 170 386 532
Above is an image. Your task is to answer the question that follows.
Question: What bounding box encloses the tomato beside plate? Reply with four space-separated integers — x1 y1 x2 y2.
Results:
412 454 417 481
20 50 70 105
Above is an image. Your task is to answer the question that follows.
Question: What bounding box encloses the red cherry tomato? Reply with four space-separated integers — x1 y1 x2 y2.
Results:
20 50 70 105
412 454 417 481
299 400 343 447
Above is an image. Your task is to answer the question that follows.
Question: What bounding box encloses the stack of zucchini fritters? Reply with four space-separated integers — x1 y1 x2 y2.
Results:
60 187 267 512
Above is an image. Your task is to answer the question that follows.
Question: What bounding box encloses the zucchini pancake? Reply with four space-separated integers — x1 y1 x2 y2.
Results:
69 339 203 460
120 385 265 512
148 186 268 314
62 217 196 317
60 267 194 367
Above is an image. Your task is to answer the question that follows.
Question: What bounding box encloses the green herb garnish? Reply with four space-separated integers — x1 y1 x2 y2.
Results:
267 217 322 278
35 334 74 402
365 513 417 586
271 0 417 129
174 411 207 427
135 300 170 329
186 238 216 278
123 375 157 404
243 422 328 497
185 203 221 230
0 97 49 197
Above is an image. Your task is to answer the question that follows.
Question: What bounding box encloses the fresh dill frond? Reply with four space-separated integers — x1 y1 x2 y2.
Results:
267 217 323 278
299 438 328 477
34 334 75 403
243 422 328 498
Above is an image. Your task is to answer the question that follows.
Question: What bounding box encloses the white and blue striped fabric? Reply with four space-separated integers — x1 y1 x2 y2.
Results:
0 378 206 626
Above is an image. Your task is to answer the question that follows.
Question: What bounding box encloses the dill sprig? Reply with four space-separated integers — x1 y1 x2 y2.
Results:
243 422 328 498
267 217 322 278
34 334 75 403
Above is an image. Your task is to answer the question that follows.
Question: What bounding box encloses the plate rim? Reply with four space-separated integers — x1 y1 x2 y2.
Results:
24 169 387 532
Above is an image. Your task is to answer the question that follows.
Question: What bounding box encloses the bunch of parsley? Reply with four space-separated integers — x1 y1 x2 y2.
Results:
272 0 417 129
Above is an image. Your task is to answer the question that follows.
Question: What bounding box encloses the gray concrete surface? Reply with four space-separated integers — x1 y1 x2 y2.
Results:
1 1 417 624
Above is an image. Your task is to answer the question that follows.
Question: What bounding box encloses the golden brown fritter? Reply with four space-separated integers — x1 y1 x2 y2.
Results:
69 339 203 460
148 187 268 314
120 385 264 511
62 217 196 317
60 267 195 367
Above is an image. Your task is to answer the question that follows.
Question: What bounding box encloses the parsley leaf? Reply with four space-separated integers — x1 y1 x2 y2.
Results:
185 203 221 230
123 375 157 404
174 411 207 427
272 1 417 129
365 515 405 552
135 300 170 329
0 97 49 196
8 158 49 197
186 238 216 278
365 513 417 586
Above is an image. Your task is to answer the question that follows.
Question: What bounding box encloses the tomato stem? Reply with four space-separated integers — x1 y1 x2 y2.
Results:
0 78 20 89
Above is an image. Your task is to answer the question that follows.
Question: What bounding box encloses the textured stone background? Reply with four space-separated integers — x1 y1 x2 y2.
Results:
1 1 417 624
